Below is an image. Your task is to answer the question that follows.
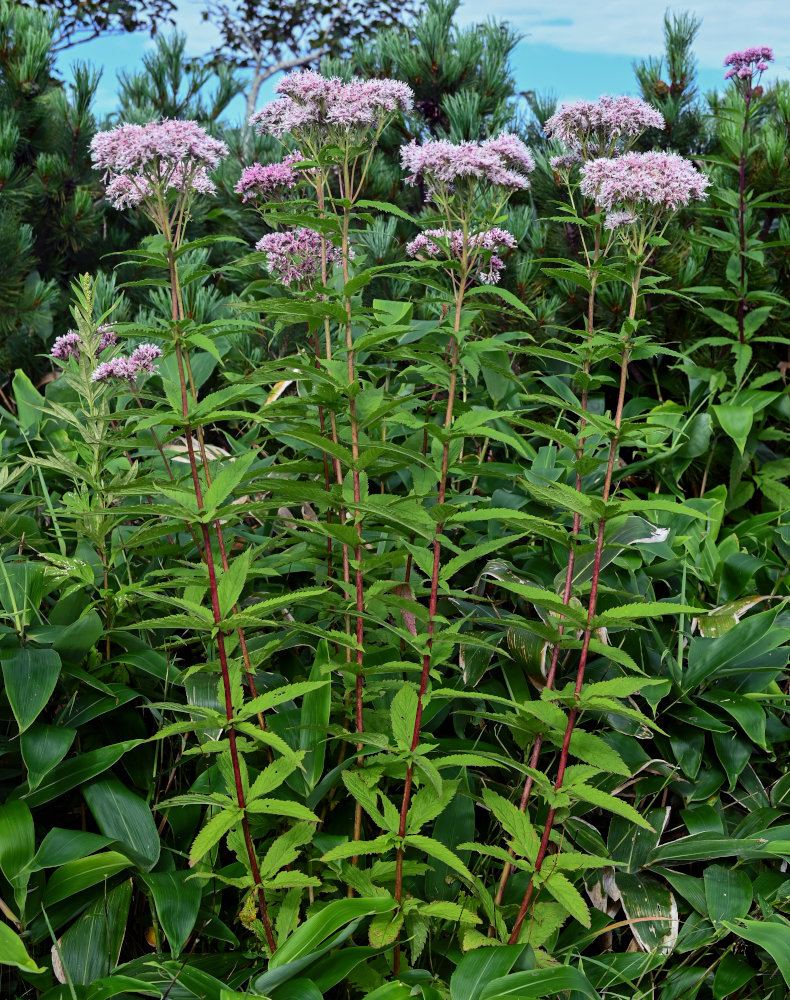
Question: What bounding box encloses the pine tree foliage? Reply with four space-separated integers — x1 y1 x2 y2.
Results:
0 0 103 377
633 11 705 152
116 32 245 123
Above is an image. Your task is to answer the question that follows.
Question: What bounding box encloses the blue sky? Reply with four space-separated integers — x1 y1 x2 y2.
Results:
57 0 790 123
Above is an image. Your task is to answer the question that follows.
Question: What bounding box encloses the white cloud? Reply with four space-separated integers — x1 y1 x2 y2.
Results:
455 0 789 72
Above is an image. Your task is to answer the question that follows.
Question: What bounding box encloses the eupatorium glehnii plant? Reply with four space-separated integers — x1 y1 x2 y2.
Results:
6 39 789 1000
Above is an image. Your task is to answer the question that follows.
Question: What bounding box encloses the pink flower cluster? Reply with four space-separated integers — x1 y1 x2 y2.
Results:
580 152 709 212
104 164 217 210
51 331 83 361
549 151 581 173
256 229 347 288
91 343 162 384
236 155 301 203
91 119 228 173
545 96 664 151
52 326 117 361
724 46 773 80
604 209 639 231
250 70 413 138
401 133 535 191
91 119 229 210
406 227 517 284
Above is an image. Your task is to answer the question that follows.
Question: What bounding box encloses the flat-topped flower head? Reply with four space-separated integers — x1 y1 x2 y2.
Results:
250 70 413 142
549 151 582 176
406 226 517 285
545 95 664 158
51 331 83 361
52 325 117 362
91 119 228 224
129 343 163 376
724 46 773 88
256 228 348 289
91 343 162 384
91 119 228 174
236 155 301 203
401 133 534 194
580 151 709 213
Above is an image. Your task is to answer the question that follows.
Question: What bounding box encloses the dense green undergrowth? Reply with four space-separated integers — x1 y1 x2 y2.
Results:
1 3 790 1000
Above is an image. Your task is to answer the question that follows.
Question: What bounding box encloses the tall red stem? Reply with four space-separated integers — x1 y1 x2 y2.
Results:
507 267 640 945
167 248 276 953
494 230 601 911
392 277 465 973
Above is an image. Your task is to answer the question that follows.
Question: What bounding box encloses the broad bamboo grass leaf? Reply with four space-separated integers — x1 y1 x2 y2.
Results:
0 921 45 974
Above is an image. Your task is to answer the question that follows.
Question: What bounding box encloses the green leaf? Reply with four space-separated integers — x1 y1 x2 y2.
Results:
83 776 161 871
571 783 655 830
312 945 380 993
268 897 396 971
31 828 115 870
483 789 538 861
465 284 535 318
704 865 752 923
685 612 790 689
202 451 256 511
541 871 591 927
216 548 251 619
701 691 766 749
450 944 526 1000
617 872 678 954
713 953 757 999
52 611 103 661
248 757 299 801
390 684 418 753
44 851 132 905
0 800 34 884
84 975 163 999
368 909 404 948
712 405 753 454
358 985 413 1000
404 834 474 882
342 772 387 829
270 979 324 1000
245 799 320 822
300 641 332 792
12 368 45 437
1 646 61 731
58 880 132 985
648 834 766 864
143 870 202 957
407 781 457 835
20 724 76 790
0 920 45 974
356 199 418 223
595 602 700 625
322 835 394 863
722 919 790 988
189 808 242 866
427 772 475 900
235 681 329 723
565 731 630 776
479 966 601 999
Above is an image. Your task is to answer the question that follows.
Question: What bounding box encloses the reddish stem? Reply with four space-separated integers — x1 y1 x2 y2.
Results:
393 282 465 973
167 248 276 953
507 267 638 943
737 91 751 345
493 237 602 912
